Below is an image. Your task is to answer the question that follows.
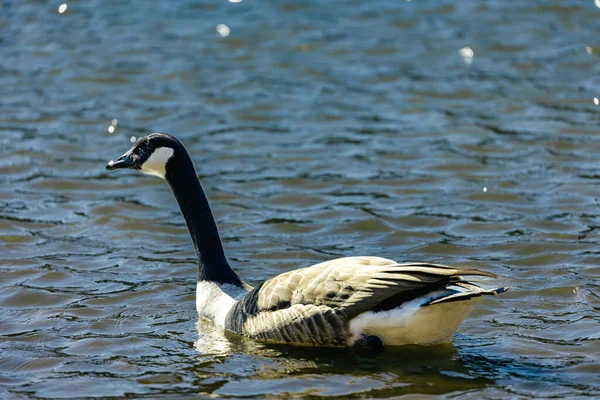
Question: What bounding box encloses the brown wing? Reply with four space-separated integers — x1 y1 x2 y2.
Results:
255 256 495 318
224 256 497 344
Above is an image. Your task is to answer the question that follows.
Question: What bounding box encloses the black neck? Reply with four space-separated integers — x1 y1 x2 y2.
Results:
165 151 242 287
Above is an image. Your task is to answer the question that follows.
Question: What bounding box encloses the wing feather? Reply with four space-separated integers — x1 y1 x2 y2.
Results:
224 256 502 344
252 257 496 319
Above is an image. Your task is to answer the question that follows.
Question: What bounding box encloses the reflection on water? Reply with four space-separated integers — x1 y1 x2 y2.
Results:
193 319 492 398
193 318 597 398
216 24 231 38
2 0 600 398
458 46 474 65
195 319 235 356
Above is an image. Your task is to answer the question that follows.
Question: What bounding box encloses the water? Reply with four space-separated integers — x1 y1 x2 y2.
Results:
2 0 600 398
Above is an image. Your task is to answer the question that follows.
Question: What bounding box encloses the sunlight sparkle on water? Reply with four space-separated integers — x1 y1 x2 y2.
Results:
108 119 118 133
458 46 474 64
216 24 230 37
58 4 67 13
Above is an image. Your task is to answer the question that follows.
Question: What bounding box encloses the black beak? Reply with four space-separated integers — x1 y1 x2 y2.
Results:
106 150 135 170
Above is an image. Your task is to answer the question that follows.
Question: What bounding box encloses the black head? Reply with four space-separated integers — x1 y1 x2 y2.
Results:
106 133 184 179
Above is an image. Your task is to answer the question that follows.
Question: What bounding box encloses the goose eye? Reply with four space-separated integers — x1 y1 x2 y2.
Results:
137 141 152 156
145 140 156 153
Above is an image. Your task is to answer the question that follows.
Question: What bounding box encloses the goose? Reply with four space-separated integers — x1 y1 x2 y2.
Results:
106 133 508 349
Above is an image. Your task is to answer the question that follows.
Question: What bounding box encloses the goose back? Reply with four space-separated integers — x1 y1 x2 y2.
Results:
224 256 504 346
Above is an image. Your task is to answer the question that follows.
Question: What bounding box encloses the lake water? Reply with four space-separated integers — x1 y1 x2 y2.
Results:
2 0 600 398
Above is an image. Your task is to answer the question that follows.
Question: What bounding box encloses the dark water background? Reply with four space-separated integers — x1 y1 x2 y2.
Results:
2 0 600 398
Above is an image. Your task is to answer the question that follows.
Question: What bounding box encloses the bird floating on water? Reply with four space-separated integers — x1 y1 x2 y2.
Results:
107 133 508 349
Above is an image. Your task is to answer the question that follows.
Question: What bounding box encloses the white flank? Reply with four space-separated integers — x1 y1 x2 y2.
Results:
140 147 174 179
348 291 482 346
196 281 237 328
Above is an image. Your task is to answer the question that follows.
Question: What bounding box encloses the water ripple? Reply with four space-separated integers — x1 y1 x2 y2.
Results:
1 0 599 398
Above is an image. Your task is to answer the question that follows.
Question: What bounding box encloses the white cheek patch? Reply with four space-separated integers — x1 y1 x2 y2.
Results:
140 147 174 179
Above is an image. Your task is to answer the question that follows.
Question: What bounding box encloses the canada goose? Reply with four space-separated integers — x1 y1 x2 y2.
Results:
106 133 507 348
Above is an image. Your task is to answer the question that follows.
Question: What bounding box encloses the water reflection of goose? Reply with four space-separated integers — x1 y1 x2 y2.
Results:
107 133 508 349
193 319 491 398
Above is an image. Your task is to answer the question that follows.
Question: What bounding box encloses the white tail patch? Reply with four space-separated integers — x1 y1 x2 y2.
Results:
348 293 482 346
140 147 174 179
